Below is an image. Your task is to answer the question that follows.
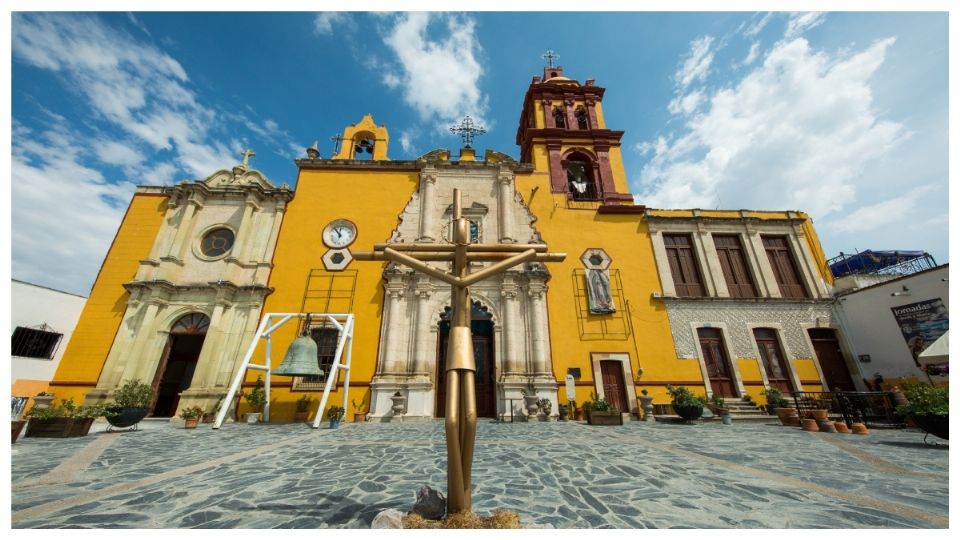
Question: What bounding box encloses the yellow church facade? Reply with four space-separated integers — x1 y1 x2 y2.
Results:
47 63 858 422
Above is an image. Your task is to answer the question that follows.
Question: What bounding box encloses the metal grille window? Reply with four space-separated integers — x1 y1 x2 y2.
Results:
295 327 341 389
12 326 63 359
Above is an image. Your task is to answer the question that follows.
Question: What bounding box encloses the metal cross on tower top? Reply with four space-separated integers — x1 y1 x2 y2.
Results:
240 148 256 168
449 116 486 148
330 133 344 155
542 49 560 68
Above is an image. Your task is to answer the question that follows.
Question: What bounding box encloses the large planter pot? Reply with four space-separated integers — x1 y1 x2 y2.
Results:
294 411 309 423
673 404 704 422
184 418 199 429
809 409 829 421
523 395 540 416
25 417 95 438
911 413 948 440
574 408 585 421
391 395 406 416
775 407 800 426
32 395 56 410
329 418 341 429
105 407 149 429
801 418 820 432
353 412 366 423
12 420 26 443
588 410 623 426
639 395 655 421
558 408 569 421
245 412 261 424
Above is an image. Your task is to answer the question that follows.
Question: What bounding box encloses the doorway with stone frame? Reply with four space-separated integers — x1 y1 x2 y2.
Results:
150 313 209 417
435 302 496 418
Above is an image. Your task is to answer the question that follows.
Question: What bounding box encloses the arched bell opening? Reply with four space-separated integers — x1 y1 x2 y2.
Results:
150 312 209 417
435 301 496 418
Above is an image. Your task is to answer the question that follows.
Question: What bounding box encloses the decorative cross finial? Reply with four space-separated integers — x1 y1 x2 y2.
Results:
542 49 559 68
330 134 344 155
449 116 486 149
240 148 256 168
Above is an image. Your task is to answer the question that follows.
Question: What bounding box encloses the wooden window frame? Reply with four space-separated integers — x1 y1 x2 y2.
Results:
713 234 757 298
663 234 706 297
762 235 808 299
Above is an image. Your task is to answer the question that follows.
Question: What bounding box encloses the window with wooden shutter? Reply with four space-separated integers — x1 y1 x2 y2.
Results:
713 235 756 298
663 234 705 297
762 236 808 298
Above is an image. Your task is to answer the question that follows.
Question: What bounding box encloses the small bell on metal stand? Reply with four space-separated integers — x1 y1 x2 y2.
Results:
274 315 324 378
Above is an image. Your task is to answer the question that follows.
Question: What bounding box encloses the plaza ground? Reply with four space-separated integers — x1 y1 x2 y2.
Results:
10 419 949 528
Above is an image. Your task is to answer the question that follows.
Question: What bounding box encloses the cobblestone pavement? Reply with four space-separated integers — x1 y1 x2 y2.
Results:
10 418 949 528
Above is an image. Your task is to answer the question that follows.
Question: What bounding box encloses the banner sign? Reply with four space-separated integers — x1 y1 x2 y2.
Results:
891 298 949 367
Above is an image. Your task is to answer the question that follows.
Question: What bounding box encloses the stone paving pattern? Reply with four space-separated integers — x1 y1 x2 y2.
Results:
11 419 949 528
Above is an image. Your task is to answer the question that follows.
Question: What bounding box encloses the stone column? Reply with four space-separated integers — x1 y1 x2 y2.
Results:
564 98 577 131
528 283 550 375
698 229 729 297
745 228 779 297
233 200 258 262
501 280 521 374
585 98 599 129
147 199 180 261
168 200 201 261
418 172 437 241
542 99 555 128
191 301 228 388
497 171 514 243
381 283 406 374
547 141 565 192
412 283 433 376
119 301 163 383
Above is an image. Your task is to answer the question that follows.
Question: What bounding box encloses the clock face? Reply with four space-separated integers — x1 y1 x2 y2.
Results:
323 219 357 248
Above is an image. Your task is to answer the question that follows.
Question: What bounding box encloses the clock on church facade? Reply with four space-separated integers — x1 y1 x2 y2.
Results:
45 59 854 423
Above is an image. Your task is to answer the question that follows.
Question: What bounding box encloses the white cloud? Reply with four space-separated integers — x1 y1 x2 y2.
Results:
743 42 760 66
379 13 488 130
828 186 935 234
95 140 141 168
676 36 715 89
667 90 704 116
12 121 137 295
398 131 416 156
742 13 773 38
785 12 826 39
314 12 349 35
638 37 905 224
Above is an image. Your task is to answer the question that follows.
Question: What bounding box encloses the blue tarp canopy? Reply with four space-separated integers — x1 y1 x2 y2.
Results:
829 250 929 277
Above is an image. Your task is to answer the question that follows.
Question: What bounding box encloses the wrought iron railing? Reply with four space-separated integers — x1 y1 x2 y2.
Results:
792 391 905 428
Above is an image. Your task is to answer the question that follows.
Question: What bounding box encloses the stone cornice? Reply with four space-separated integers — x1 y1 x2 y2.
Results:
658 295 831 307
156 181 293 205
296 155 535 174
122 279 273 297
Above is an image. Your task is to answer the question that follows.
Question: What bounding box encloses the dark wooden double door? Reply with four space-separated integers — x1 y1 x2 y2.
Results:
754 328 795 395
698 328 737 397
436 318 496 418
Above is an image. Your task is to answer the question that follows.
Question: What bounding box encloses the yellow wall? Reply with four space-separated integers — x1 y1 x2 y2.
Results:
252 166 418 420
49 193 168 405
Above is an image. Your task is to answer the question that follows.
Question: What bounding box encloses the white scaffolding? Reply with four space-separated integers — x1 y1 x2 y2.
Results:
212 312 354 430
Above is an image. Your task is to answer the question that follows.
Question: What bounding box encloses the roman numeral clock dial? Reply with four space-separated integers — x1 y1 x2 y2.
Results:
321 219 357 272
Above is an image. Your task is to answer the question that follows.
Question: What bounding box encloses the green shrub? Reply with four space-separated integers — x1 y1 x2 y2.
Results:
113 379 154 408
896 383 948 416
665 385 707 407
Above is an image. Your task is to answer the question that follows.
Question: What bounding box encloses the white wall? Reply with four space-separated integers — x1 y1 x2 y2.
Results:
834 266 949 382
11 279 87 382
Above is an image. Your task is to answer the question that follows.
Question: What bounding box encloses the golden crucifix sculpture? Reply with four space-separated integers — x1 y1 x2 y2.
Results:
355 188 565 514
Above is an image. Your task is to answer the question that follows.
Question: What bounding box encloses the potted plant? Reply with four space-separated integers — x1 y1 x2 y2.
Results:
762 388 789 413
294 395 312 422
587 393 621 425
179 406 204 429
104 379 153 430
243 376 267 424
896 382 948 441
202 396 224 423
351 395 368 423
706 394 728 416
32 391 56 409
537 398 552 421
326 405 345 429
666 385 706 422
390 391 406 417
24 398 105 438
638 389 655 421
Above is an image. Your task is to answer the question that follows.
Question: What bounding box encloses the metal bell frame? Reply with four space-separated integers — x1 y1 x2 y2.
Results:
213 313 354 430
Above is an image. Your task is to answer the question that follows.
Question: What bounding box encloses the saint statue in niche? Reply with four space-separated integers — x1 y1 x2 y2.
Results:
586 269 616 314
567 162 589 195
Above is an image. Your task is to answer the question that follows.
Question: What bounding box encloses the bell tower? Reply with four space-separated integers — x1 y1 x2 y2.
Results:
515 52 635 206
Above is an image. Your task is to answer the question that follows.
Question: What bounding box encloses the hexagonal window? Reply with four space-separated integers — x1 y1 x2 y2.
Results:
331 252 345 265
589 254 604 266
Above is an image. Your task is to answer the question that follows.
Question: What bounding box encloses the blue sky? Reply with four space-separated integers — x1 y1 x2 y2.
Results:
10 10 950 296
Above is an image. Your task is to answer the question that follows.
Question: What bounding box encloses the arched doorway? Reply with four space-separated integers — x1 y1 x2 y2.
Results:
435 302 496 418
150 312 209 417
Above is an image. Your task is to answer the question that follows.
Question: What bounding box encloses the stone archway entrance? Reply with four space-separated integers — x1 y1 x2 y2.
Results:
435 302 496 418
151 313 209 417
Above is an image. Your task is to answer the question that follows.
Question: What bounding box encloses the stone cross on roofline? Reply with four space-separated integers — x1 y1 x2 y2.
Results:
449 116 486 149
240 148 256 168
542 49 560 68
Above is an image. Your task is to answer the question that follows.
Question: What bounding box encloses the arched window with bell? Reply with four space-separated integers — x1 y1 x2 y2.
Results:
351 131 376 160
562 149 600 201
